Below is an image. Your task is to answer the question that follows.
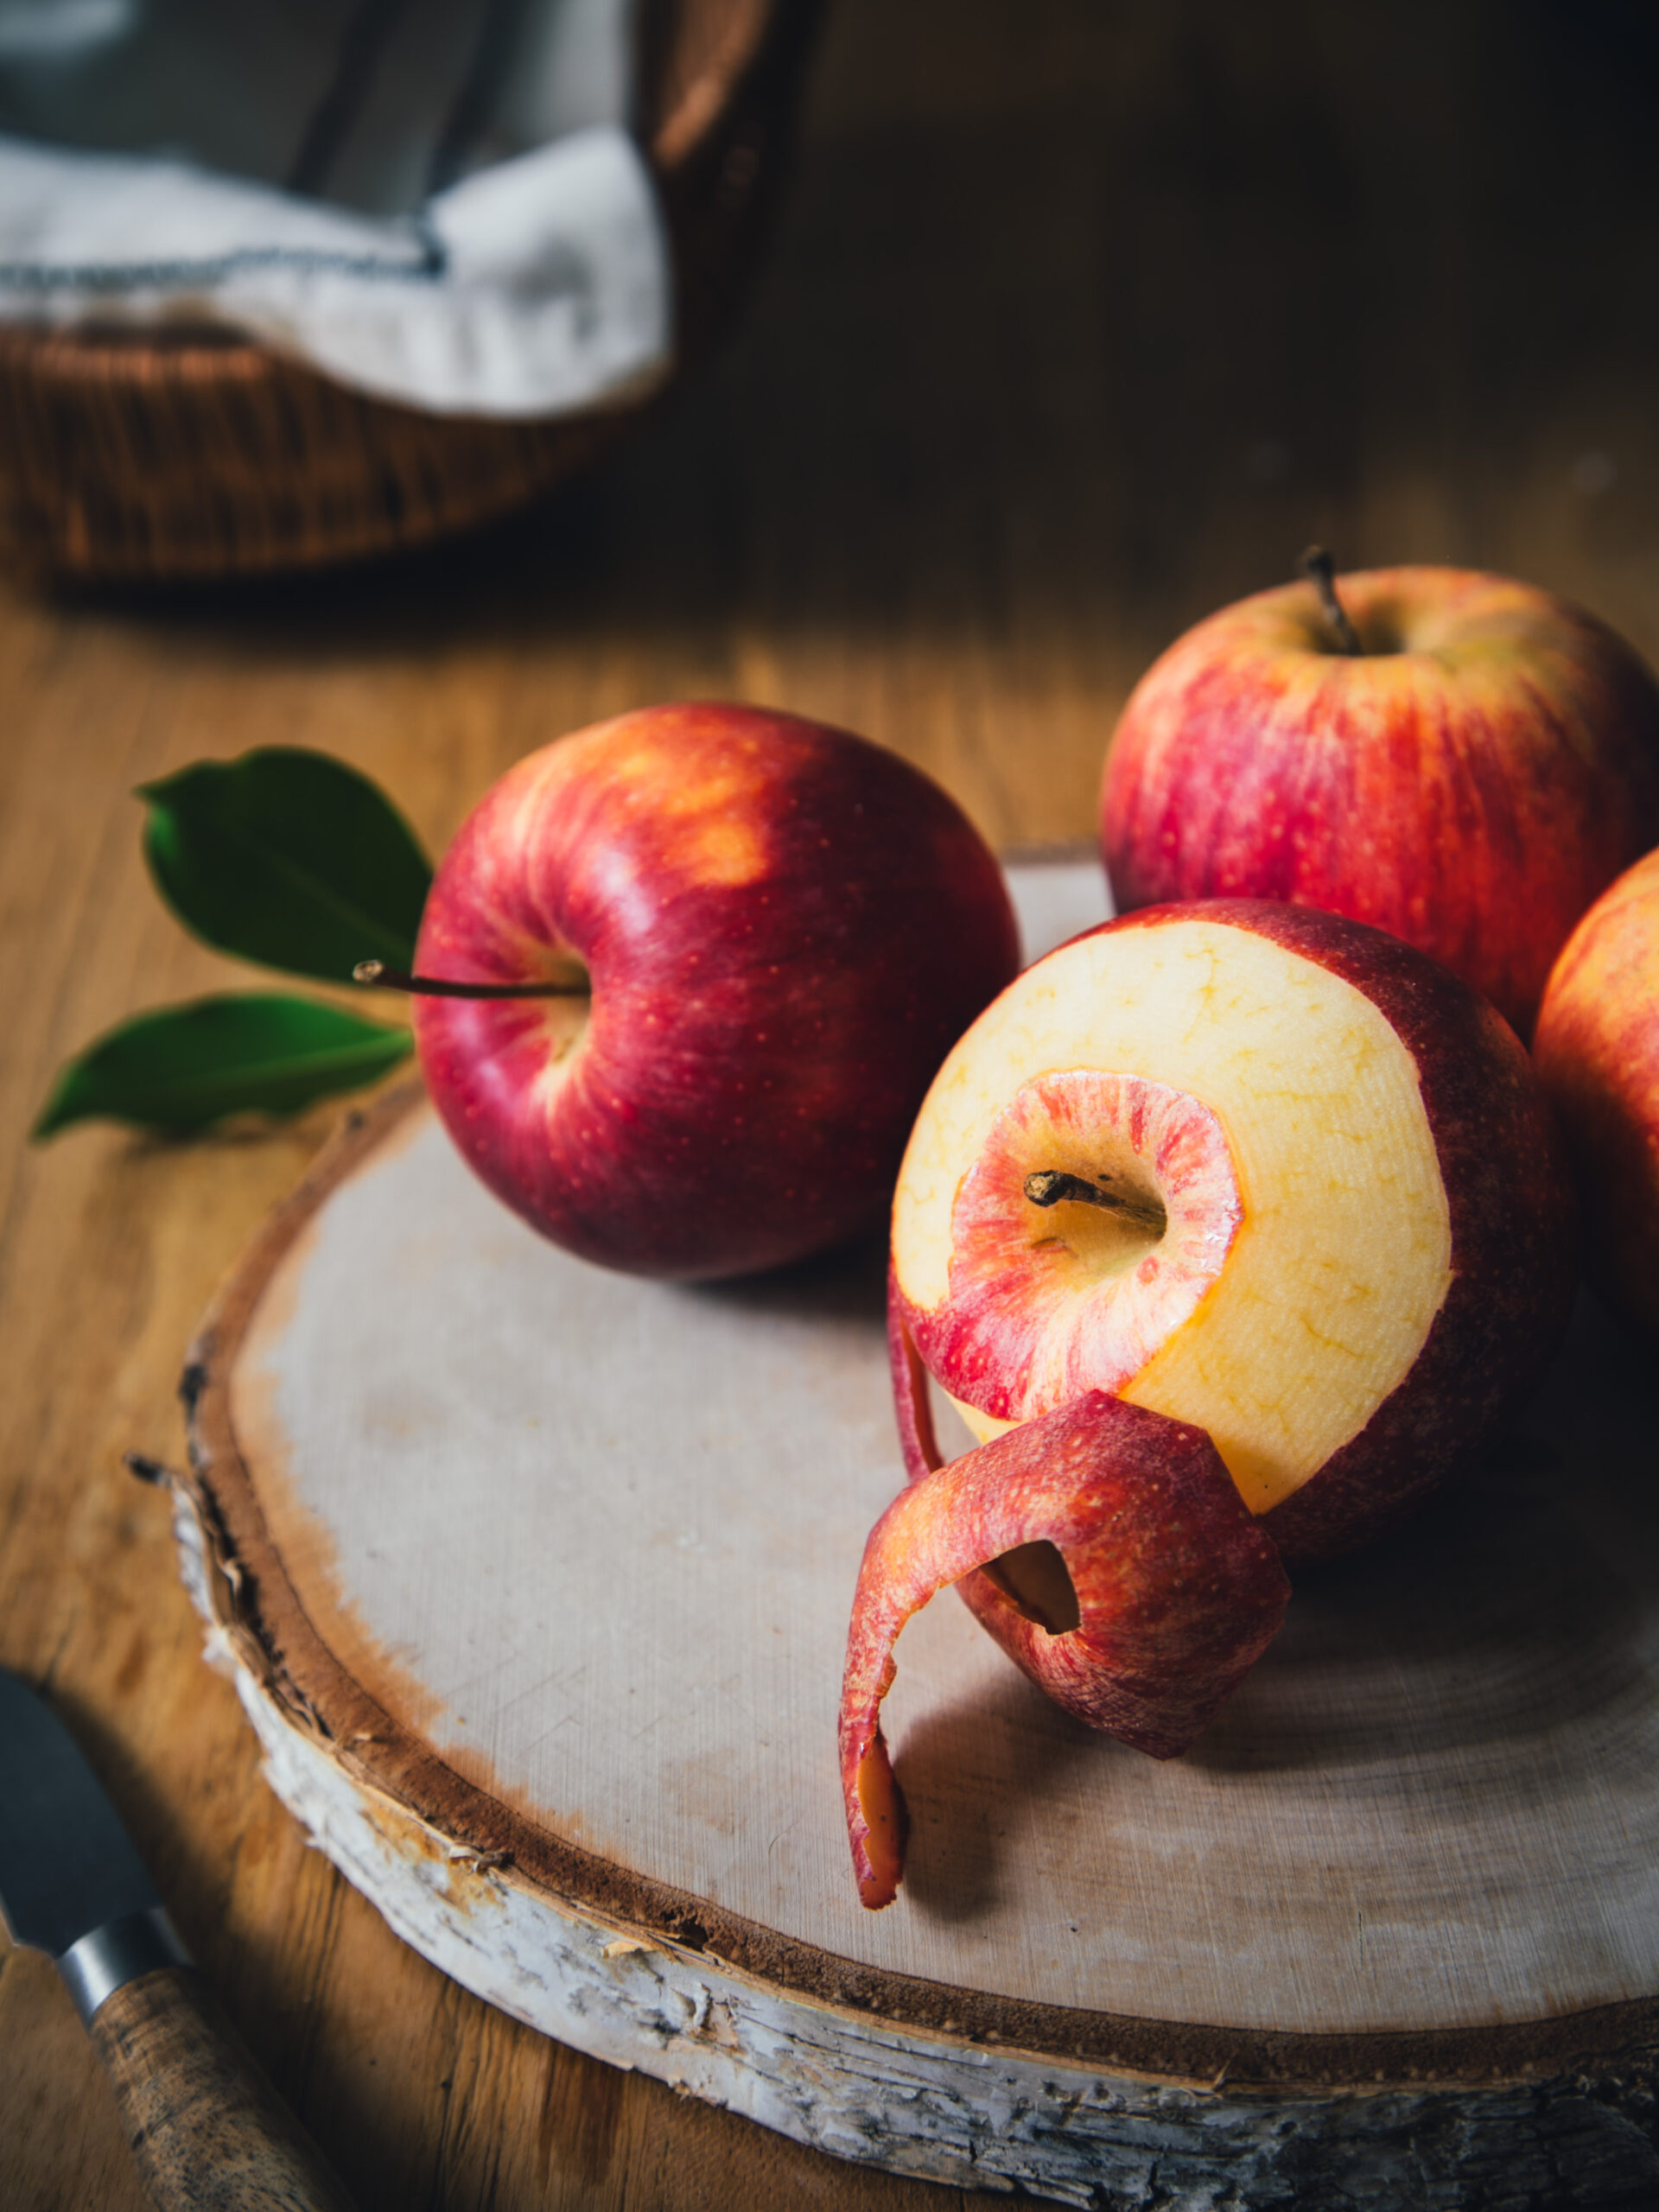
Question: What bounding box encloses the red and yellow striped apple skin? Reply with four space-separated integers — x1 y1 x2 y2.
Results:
413 703 1020 1281
842 1387 1289 1908
1535 848 1659 1349
1102 568 1659 1037
892 901 1576 1567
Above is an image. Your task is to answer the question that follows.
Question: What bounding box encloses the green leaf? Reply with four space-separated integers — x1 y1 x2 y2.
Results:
32 995 414 1138
137 748 432 983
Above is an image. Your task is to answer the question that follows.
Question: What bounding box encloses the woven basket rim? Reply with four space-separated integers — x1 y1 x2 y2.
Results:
0 0 778 378
0 0 811 579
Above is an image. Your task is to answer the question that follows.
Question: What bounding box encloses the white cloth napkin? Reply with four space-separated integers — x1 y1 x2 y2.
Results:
0 0 671 419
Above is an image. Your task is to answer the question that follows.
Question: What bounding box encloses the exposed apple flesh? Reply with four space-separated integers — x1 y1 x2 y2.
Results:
897 911 1456 1526
927 1069 1243 1421
840 1389 1291 1909
893 900 1575 1565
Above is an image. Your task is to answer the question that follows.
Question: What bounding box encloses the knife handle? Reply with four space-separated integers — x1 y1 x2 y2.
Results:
88 1964 356 2212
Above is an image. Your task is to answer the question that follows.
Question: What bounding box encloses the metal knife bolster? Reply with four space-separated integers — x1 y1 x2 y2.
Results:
59 1905 193 2025
0 1669 192 2022
0 1672 358 2209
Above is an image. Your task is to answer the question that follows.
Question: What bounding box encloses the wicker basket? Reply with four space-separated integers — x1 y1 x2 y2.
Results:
0 0 817 582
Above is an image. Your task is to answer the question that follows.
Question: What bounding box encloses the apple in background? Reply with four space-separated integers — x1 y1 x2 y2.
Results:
1101 563 1659 1037
410 703 1020 1281
1534 847 1659 1348
843 899 1576 1904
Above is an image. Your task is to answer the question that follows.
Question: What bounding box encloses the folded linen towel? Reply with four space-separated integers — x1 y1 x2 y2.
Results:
0 0 671 418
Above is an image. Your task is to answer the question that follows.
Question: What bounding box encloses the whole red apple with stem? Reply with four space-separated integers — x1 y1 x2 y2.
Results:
1534 846 1659 1347
1101 557 1659 1036
842 899 1574 1905
392 703 1020 1281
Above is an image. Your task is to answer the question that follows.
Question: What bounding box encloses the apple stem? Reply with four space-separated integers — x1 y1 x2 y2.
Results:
1024 1170 1166 1233
353 960 588 1000
1297 545 1363 655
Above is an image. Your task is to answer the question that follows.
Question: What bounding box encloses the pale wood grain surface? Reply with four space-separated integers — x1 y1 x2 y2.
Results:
208 1089 1659 2044
5 3 1659 2206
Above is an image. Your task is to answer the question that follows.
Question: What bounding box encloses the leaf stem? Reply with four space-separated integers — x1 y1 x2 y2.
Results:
353 960 588 1000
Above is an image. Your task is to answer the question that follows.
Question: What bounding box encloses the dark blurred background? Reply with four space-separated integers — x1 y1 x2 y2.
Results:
87 0 1653 845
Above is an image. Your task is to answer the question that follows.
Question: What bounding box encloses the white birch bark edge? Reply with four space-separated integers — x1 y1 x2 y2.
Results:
168 1483 1659 2212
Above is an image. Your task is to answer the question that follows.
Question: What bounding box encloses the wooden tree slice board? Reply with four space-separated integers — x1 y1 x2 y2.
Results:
172 862 1659 2208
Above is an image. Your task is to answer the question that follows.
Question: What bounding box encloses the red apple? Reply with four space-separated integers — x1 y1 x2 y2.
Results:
843 900 1575 1904
410 703 1020 1281
1534 846 1659 1347
1101 563 1659 1036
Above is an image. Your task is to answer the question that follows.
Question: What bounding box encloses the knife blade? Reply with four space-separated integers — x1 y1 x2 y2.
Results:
0 1667 355 2212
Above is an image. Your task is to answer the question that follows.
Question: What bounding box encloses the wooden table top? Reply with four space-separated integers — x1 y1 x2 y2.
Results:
6 3 1659 2204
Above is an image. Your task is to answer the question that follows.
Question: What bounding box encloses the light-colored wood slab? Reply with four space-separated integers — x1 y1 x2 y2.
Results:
171 864 1659 2206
